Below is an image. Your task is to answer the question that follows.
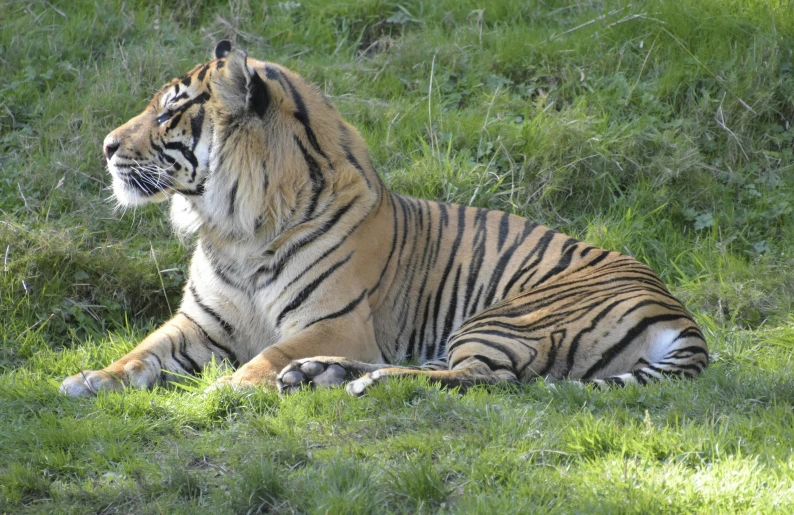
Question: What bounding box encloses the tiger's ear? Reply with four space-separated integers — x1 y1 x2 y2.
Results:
214 40 232 59
224 49 270 117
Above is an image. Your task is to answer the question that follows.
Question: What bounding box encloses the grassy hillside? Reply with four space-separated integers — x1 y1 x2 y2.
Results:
2 0 794 512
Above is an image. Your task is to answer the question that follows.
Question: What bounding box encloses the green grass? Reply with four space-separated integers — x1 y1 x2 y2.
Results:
2 0 794 512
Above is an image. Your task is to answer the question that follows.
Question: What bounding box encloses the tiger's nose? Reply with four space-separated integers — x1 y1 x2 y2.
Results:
103 135 120 160
104 141 119 161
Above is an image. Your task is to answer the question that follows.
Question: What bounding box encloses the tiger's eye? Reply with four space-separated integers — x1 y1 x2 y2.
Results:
157 111 173 124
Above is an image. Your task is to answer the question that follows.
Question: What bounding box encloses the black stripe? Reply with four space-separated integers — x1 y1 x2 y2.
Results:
304 289 368 328
174 181 205 196
429 204 466 358
406 333 418 363
617 298 688 321
668 345 709 358
535 329 566 376
175 328 202 373
582 314 691 379
470 288 651 336
418 299 431 362
167 333 192 374
197 64 210 81
248 70 270 117
339 122 373 188
391 199 422 349
562 295 642 376
672 328 705 343
279 73 328 159
462 209 489 318
270 210 370 291
190 106 205 149
188 284 235 335
369 195 399 296
581 249 611 269
163 140 199 170
276 252 353 326
447 338 519 371
492 268 678 322
408 200 434 331
439 264 463 359
497 211 511 251
167 91 211 129
632 370 648 385
228 179 239 217
656 362 704 373
492 285 658 326
201 243 246 291
179 312 240 367
427 203 451 350
600 376 625 387
295 136 325 218
265 64 280 80
466 354 515 374
484 222 538 305
258 197 360 288
395 195 411 265
532 241 579 287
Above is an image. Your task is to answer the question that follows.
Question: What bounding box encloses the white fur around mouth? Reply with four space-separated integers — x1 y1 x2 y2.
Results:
109 166 170 206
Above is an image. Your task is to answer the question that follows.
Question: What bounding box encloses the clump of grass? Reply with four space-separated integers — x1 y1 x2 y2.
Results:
301 458 383 515
165 462 206 501
0 462 52 506
389 457 451 511
230 457 287 514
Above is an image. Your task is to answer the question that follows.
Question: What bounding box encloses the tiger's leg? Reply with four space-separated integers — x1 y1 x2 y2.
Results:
343 289 708 396
276 357 450 394
208 312 383 392
60 312 236 397
343 330 531 396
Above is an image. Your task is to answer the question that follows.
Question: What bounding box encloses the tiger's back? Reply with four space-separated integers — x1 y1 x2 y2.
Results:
60 41 707 398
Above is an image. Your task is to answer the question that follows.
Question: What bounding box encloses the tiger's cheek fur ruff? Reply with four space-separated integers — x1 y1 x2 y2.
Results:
61 40 707 398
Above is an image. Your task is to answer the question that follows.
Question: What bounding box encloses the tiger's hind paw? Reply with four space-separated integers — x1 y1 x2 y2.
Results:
277 360 352 395
345 371 384 397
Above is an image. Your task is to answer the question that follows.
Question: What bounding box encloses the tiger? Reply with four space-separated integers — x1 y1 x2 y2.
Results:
60 40 708 398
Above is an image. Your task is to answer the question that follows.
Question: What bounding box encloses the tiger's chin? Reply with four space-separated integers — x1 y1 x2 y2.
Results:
110 175 171 206
113 177 170 207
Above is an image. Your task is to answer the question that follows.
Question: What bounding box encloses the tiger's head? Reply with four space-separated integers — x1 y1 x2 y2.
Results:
103 40 376 239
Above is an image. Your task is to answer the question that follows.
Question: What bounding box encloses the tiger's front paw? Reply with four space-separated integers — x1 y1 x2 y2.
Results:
60 370 123 397
277 360 352 395
60 359 159 397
